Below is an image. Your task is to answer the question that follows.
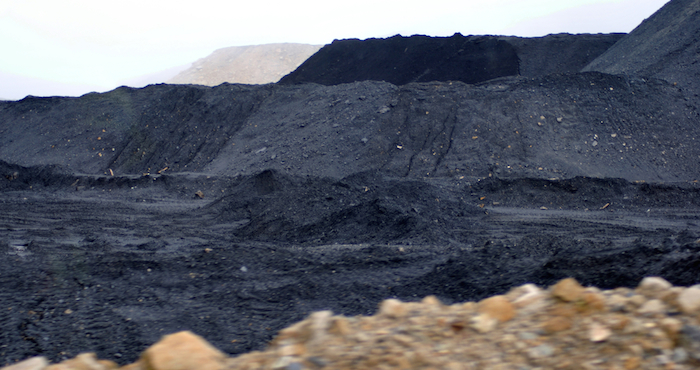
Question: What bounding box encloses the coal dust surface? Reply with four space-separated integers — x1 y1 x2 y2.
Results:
2 0 700 365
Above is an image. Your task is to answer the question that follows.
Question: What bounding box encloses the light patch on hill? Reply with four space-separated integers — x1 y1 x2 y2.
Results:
168 43 323 86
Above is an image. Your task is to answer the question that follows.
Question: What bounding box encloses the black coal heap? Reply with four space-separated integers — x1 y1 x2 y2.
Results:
1 0 700 365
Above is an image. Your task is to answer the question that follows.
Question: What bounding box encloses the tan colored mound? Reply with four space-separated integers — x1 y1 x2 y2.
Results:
6 277 700 370
167 43 323 86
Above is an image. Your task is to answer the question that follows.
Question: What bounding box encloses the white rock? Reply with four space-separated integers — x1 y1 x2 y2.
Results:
637 299 666 315
589 322 612 342
678 287 700 314
379 299 406 318
470 314 498 333
0 357 48 370
637 276 672 297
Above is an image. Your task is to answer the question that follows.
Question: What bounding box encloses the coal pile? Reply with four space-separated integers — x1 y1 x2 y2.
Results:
1 0 700 365
279 33 625 85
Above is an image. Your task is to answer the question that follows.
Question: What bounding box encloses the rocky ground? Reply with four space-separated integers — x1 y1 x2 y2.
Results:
5 276 700 369
1 0 700 367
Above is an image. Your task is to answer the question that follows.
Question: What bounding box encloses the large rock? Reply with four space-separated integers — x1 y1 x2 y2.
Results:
140 331 226 370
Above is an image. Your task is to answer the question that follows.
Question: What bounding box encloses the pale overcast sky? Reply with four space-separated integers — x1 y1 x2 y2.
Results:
1 0 670 100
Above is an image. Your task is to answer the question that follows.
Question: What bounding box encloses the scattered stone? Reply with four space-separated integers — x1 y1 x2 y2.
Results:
551 278 584 302
677 286 700 314
518 331 538 340
660 317 683 341
140 331 226 370
588 322 612 342
278 343 306 357
0 357 48 370
624 356 641 369
379 299 406 319
580 291 606 313
194 190 204 199
305 357 327 368
679 325 700 361
527 343 554 359
637 299 666 315
470 313 498 333
636 276 672 298
478 295 515 322
328 316 351 336
543 316 572 333
607 294 628 312
307 310 332 347
626 294 647 309
11 278 700 370
117 363 142 370
270 356 293 369
46 353 116 370
673 347 689 363
511 284 547 312
421 295 442 306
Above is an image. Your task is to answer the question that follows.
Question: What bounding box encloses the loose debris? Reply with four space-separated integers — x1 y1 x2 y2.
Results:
6 277 700 370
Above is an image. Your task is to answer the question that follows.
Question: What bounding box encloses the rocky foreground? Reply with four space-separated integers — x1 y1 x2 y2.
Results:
4 277 700 370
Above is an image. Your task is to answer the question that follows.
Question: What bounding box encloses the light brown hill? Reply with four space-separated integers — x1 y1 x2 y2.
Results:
167 43 323 86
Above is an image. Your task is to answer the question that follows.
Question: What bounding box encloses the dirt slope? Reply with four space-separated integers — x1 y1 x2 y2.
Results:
167 43 322 86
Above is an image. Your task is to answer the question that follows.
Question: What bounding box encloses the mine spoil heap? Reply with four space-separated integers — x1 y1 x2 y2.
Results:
2 0 700 367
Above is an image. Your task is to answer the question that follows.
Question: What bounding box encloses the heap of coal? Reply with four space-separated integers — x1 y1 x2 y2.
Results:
1 0 700 365
279 33 624 85
583 0 700 103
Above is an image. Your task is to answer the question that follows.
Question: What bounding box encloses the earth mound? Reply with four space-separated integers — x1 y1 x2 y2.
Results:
168 43 323 86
